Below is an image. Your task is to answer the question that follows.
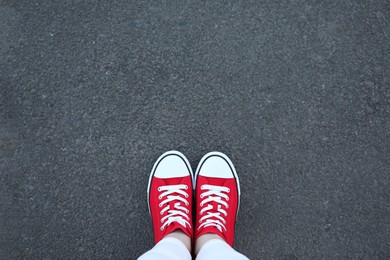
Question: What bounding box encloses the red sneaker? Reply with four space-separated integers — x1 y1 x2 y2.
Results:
147 151 193 244
194 152 241 247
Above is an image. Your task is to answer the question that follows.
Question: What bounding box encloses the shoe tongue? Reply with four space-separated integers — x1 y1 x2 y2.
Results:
175 218 187 227
215 224 222 232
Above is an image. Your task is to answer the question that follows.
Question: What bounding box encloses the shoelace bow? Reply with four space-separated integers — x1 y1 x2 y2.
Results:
198 184 230 232
158 184 191 231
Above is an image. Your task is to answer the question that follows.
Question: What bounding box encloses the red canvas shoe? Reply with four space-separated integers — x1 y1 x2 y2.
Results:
194 152 241 247
147 151 193 244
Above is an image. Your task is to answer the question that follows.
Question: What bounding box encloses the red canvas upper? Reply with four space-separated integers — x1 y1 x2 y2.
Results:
149 175 193 244
195 175 239 246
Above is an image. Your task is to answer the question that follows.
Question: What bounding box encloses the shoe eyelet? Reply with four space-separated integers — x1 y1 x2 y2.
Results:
160 211 163 215
184 185 188 189
200 203 203 207
185 202 189 206
161 219 164 223
158 195 162 200
226 197 229 201
158 187 162 192
160 227 164 231
186 210 189 214
200 194 203 198
199 220 202 223
227 188 230 192
185 194 189 198
200 185 204 190
159 203 162 207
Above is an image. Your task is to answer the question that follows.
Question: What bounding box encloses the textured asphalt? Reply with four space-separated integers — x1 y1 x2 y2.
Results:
1 1 389 259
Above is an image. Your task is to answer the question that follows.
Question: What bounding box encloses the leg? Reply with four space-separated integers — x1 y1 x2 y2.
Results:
196 238 249 260
138 235 191 260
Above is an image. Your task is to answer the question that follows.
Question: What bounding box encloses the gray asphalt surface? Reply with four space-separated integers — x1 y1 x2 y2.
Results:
1 0 389 259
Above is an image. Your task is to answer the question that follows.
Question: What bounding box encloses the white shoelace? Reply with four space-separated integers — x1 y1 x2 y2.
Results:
198 184 230 232
158 184 191 231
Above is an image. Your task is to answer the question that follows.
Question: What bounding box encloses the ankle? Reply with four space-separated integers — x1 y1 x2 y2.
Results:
195 233 224 255
165 230 192 252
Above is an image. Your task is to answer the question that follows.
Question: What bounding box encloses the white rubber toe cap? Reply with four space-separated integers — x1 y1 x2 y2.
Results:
153 151 191 178
197 152 235 178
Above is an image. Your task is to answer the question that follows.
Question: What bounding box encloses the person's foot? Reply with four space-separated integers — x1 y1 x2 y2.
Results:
147 151 193 244
194 152 241 246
